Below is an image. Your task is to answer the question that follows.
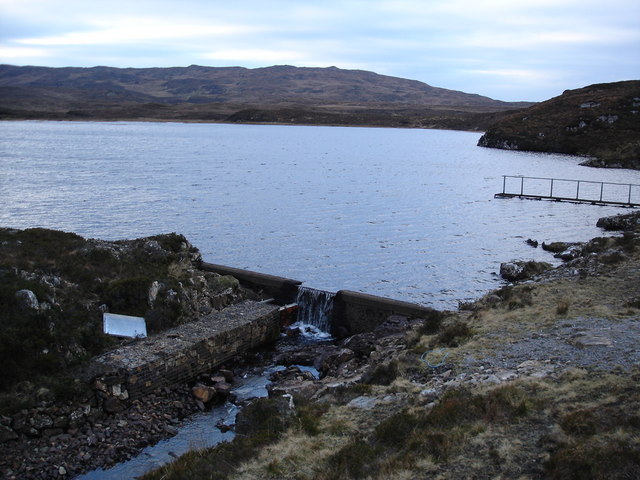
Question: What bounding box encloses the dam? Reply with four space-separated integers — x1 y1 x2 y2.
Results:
89 263 441 406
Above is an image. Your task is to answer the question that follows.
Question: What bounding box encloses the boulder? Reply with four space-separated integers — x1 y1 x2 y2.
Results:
499 261 552 281
103 396 126 414
30 413 53 430
15 289 39 310
596 211 640 231
213 381 232 398
273 348 321 366
346 396 378 410
341 333 377 357
191 385 217 403
315 348 356 376
554 245 584 261
218 369 234 383
268 380 320 400
542 241 575 253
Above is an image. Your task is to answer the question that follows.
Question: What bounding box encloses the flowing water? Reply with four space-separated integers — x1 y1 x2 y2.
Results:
294 286 336 333
75 365 319 480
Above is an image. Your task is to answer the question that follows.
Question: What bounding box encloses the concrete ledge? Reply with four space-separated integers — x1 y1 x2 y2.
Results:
201 262 302 304
333 289 440 335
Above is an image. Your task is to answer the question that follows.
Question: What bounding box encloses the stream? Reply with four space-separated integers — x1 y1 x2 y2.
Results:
75 328 324 480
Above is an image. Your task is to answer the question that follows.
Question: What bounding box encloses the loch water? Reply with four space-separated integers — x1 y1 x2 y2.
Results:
2 120 639 308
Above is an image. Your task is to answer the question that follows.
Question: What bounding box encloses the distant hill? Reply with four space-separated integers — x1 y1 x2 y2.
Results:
0 64 531 129
478 81 640 169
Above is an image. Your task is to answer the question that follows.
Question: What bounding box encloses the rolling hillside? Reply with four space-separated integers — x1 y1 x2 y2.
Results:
0 64 531 129
478 80 640 169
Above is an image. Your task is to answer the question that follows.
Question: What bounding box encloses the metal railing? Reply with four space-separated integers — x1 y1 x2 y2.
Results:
496 175 639 207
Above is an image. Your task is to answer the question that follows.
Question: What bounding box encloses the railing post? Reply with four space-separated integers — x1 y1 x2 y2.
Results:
600 182 604 202
502 175 506 194
520 177 524 196
576 181 580 200
550 178 554 197
630 184 633 205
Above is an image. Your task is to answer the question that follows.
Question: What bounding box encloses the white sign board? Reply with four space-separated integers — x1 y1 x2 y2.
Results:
103 313 147 338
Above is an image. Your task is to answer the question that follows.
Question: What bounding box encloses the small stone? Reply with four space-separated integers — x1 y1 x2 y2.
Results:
103 397 126 414
570 334 613 347
0 424 18 443
347 396 378 410
420 388 439 397
495 370 517 382
30 413 54 430
517 360 539 370
58 466 67 475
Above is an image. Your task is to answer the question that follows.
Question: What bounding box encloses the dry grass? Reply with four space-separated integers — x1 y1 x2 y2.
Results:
146 240 640 480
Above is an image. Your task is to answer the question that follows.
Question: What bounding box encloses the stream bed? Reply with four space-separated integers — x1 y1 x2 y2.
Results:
75 359 320 480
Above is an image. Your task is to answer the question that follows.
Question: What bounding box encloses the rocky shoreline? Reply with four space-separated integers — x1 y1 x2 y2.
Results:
143 209 640 479
1 210 639 479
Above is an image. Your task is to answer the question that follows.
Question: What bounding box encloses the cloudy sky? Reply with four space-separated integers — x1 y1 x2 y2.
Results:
0 0 638 102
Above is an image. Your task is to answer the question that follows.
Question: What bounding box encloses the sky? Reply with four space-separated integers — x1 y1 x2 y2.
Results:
0 0 638 102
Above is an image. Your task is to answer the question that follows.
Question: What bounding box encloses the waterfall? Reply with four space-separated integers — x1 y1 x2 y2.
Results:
295 286 335 333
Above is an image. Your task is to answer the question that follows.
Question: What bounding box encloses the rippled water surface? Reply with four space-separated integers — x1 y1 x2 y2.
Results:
2 121 639 308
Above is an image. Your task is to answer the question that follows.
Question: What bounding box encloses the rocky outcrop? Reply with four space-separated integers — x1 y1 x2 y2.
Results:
478 80 640 169
0 228 257 400
596 210 640 231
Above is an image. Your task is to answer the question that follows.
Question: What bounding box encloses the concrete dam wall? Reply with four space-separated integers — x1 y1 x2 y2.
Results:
202 263 441 336
89 263 441 406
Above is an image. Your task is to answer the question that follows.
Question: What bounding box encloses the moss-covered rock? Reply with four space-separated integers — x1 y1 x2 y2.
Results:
0 228 246 408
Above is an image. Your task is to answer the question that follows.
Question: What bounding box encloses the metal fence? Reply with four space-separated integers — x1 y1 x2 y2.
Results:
496 175 639 207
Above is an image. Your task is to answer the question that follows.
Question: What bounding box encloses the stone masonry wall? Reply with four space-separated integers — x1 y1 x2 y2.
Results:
90 301 281 402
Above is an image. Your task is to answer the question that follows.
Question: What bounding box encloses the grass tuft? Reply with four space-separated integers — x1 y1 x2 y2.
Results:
433 321 471 347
